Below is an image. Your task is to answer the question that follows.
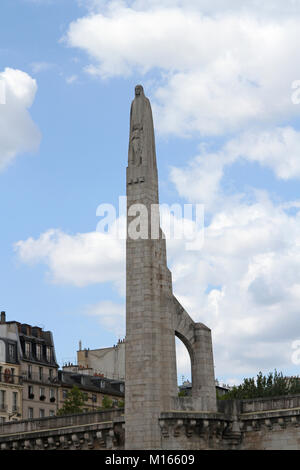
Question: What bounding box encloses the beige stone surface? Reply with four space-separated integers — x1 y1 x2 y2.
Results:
125 85 216 450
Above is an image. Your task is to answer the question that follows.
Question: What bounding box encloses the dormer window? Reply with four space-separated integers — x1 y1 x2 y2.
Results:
36 344 42 360
25 342 31 358
46 347 51 362
8 343 16 362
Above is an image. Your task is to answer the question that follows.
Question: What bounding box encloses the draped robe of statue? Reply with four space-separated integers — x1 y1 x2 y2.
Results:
128 85 157 177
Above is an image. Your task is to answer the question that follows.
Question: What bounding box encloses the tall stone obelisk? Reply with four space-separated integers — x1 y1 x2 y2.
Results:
125 85 178 449
125 85 217 450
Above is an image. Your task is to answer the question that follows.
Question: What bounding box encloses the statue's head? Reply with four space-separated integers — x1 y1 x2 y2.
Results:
135 84 144 96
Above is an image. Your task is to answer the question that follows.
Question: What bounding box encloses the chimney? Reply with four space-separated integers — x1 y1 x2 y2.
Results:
0 311 6 323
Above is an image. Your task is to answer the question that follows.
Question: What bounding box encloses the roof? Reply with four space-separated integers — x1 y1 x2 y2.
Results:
58 371 124 397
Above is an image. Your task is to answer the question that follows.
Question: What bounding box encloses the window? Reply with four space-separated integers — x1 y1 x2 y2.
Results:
28 385 34 399
0 390 5 410
25 342 31 358
92 394 97 403
12 392 18 412
36 344 42 360
39 367 43 381
49 410 55 417
8 343 16 361
62 390 68 400
39 387 45 400
28 408 34 419
50 388 55 399
49 369 53 380
120 384 124 393
10 368 15 384
27 364 32 379
46 347 51 362
39 409 45 418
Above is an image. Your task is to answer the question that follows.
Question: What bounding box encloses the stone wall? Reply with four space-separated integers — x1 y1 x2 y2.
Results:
0 409 124 450
159 395 300 450
1 395 300 449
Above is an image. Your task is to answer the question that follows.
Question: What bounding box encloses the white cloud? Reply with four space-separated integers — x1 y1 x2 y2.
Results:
170 126 300 216
0 68 41 171
64 4 300 136
167 193 300 379
14 228 125 291
78 0 300 18
226 127 300 180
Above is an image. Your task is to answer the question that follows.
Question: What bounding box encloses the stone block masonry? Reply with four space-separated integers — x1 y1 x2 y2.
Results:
125 85 216 450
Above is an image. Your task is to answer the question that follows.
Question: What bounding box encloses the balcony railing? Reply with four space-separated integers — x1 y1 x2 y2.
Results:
0 374 23 386
21 372 58 385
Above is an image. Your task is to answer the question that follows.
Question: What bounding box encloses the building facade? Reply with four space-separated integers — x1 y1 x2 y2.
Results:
0 312 23 422
77 340 125 380
58 368 124 412
0 312 59 421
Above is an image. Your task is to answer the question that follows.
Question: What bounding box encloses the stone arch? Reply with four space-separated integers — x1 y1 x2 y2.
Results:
175 330 195 370
172 296 217 411
173 297 197 394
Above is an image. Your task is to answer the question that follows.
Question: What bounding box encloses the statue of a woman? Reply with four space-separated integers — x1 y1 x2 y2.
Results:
128 85 157 175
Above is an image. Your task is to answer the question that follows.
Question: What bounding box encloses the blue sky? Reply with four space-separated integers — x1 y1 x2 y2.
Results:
1 0 300 385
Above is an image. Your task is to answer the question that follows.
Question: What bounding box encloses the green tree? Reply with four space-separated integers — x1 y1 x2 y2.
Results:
101 396 113 409
218 370 300 400
57 386 87 416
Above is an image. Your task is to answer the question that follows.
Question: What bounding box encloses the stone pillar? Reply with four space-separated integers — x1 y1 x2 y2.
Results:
192 324 217 411
124 85 217 449
125 86 178 450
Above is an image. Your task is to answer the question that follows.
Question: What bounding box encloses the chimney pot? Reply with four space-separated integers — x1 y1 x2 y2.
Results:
0 311 6 323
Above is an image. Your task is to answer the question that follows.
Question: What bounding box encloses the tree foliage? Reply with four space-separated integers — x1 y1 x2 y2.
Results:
218 370 300 400
57 386 87 416
101 395 113 409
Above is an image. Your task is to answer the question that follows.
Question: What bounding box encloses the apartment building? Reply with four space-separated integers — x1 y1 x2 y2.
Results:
59 367 124 412
0 312 59 420
0 312 23 422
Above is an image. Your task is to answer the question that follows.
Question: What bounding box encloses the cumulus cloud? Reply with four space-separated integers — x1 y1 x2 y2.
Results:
64 4 300 136
170 126 300 215
226 127 300 180
0 67 41 171
168 198 300 380
14 228 125 291
78 0 300 18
